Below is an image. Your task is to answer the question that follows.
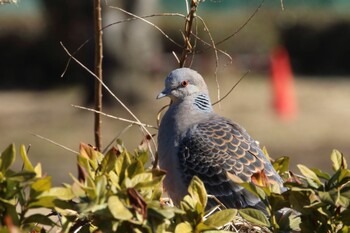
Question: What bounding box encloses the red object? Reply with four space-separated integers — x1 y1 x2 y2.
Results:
270 46 297 120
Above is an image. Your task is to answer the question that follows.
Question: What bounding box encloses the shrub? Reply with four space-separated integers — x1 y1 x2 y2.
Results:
0 143 349 232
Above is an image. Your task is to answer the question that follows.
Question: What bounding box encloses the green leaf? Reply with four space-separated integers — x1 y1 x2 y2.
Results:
126 159 144 178
311 168 330 180
31 176 52 193
318 191 335 205
276 209 301 232
100 148 117 174
331 149 347 171
0 144 16 173
19 144 34 172
174 221 193 233
297 164 322 187
108 195 133 220
28 196 56 208
272 156 290 174
23 213 56 226
238 208 270 227
340 209 350 225
7 170 36 182
188 176 207 209
204 209 237 228
42 187 75 200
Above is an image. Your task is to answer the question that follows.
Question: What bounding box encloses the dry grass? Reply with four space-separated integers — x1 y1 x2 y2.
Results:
1 73 350 185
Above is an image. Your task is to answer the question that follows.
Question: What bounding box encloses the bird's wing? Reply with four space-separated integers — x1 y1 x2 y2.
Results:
178 117 283 210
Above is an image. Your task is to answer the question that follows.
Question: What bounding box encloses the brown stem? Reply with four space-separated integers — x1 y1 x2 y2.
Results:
179 0 198 67
93 0 103 151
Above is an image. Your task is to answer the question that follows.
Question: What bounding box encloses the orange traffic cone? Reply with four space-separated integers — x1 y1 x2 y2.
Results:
270 46 297 120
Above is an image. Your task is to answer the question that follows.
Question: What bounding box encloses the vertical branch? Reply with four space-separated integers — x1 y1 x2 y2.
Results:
93 0 103 151
179 0 199 67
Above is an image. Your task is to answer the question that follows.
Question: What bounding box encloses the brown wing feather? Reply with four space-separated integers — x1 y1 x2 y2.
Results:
178 117 284 211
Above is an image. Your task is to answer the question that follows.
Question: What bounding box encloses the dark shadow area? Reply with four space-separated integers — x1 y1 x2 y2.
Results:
280 21 350 76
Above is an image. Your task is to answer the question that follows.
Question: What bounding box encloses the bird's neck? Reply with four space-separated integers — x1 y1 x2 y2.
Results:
165 93 213 134
193 93 213 112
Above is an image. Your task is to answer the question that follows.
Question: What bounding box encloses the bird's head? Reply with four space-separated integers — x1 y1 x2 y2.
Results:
157 68 209 103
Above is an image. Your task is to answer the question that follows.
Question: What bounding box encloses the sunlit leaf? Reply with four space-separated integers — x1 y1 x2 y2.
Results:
238 208 270 227
174 221 193 233
19 144 34 172
204 209 237 228
311 168 330 180
108 195 133 220
28 196 56 208
42 187 75 200
100 148 117 174
273 156 290 174
331 149 347 171
34 163 42 178
0 144 16 173
31 176 52 193
126 160 144 178
188 176 207 209
297 164 322 187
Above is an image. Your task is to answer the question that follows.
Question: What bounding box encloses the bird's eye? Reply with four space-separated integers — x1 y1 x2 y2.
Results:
181 80 189 87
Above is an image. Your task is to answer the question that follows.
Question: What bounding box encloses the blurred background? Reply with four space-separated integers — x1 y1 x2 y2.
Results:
0 0 350 184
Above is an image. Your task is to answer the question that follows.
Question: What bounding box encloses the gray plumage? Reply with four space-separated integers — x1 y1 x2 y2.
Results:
157 68 284 212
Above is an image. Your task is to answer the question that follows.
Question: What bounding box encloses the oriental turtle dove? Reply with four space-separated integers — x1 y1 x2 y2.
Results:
157 68 284 213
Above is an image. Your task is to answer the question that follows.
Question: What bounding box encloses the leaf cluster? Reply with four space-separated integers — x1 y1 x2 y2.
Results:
1 143 350 233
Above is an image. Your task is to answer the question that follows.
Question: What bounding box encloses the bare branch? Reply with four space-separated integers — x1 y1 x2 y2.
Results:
93 0 103 151
179 0 199 67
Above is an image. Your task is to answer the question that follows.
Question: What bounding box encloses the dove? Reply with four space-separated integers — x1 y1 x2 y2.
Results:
157 68 284 212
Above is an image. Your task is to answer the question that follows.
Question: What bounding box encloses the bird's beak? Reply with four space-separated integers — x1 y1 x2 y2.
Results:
156 89 168 99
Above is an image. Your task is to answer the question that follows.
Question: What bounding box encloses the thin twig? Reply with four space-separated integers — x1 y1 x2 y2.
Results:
60 42 157 166
109 6 183 48
212 70 250 106
196 15 221 107
61 13 186 78
30 133 78 155
214 0 265 46
72 105 157 129
191 32 233 64
102 124 133 154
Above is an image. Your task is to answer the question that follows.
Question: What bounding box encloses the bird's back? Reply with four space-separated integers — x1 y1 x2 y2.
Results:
177 115 284 211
